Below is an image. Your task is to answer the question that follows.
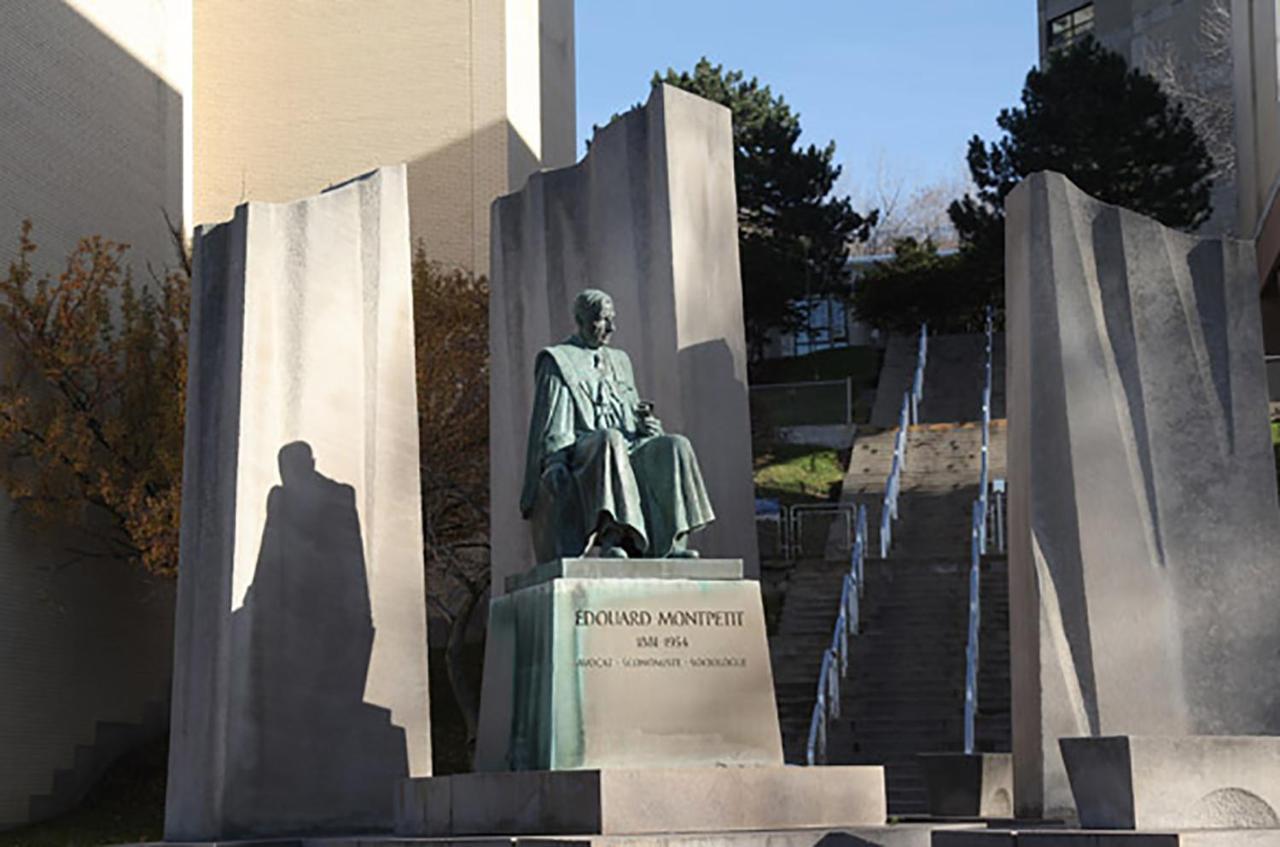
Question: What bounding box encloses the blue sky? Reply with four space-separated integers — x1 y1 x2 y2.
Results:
575 2 1039 201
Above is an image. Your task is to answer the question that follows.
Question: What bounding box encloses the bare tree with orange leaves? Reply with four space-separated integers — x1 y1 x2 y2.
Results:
412 249 491 746
0 221 189 577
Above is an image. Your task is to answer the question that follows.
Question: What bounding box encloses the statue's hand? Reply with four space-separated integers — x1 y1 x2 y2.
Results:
638 415 664 438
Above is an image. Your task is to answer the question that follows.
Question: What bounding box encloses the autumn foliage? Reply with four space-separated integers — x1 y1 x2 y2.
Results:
412 250 490 738
0 222 188 576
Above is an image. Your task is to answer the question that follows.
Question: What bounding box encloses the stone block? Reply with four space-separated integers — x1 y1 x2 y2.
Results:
919 753 1014 817
487 82 757 588
1005 172 1280 817
506 556 744 592
474 561 782 772
1061 736 1280 830
934 830 1280 846
395 766 886 836
165 166 430 840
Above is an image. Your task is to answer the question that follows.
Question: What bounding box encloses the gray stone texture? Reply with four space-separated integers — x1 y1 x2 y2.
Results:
1062 736 1280 830
487 82 758 590
165 166 431 839
935 829 1280 846
1005 172 1280 818
395 766 886 836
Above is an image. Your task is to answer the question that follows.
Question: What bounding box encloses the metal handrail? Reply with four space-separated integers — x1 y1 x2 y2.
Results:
806 324 927 765
963 308 994 754
806 502 869 764
878 323 927 558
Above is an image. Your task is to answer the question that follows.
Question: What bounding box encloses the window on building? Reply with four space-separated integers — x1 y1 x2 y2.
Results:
792 296 849 356
1048 3 1094 52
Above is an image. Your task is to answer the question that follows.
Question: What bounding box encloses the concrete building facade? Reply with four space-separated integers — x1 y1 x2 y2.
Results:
1036 0 1239 235
1231 0 1280 354
0 0 575 831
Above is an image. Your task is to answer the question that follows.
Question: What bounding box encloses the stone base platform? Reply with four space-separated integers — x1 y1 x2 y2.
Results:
934 829 1280 846
395 767 887 837
117 823 987 847
1061 737 1280 830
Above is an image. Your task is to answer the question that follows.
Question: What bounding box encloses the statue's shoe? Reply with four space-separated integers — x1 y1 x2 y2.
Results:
667 548 700 559
599 545 630 558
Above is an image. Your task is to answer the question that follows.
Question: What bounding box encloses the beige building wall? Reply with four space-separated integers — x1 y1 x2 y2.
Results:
0 0 189 831
194 0 576 275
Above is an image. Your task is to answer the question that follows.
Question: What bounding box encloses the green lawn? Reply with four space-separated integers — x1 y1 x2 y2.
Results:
754 443 846 506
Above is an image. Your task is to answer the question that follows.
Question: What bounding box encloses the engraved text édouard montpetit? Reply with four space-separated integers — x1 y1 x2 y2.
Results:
573 609 746 627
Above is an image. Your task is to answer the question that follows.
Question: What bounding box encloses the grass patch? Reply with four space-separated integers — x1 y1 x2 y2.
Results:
0 739 167 847
754 443 846 506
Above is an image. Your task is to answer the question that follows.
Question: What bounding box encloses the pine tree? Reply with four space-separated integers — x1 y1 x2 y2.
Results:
949 37 1215 298
656 59 876 357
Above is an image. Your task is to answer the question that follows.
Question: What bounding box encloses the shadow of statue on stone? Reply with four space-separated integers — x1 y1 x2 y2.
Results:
227 440 407 832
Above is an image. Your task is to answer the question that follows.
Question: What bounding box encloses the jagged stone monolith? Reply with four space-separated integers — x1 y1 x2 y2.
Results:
1005 171 1280 817
486 83 758 588
165 166 431 839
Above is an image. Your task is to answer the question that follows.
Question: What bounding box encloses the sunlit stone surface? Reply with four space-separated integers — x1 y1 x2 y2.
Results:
166 166 431 840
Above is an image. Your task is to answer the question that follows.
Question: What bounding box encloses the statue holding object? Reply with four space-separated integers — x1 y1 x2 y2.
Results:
519 289 715 561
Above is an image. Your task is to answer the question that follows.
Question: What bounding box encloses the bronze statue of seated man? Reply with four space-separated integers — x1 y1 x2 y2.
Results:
519 288 715 561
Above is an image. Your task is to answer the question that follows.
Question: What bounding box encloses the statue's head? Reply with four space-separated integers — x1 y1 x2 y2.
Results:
573 289 615 349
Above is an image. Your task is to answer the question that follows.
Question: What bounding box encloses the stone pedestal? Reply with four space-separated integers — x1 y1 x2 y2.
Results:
396 767 887 836
1005 172 1280 817
474 559 782 771
919 753 1014 818
165 166 431 840
1062 736 1280 830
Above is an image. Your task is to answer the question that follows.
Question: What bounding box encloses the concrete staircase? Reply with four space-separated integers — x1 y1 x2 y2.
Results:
768 329 1011 815
769 557 851 763
828 555 1009 815
768 414 1008 818
23 700 168 825
870 333 1006 427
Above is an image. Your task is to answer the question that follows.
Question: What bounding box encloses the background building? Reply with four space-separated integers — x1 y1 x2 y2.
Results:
1037 0 1239 236
1231 0 1280 359
0 0 575 830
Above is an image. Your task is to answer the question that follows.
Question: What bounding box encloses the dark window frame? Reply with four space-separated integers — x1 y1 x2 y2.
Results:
1048 3 1095 52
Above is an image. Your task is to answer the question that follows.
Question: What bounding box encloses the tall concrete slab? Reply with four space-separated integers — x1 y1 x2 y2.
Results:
1005 171 1280 817
488 83 758 592
166 166 430 839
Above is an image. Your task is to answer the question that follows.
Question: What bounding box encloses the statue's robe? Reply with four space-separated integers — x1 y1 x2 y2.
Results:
519 337 715 562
